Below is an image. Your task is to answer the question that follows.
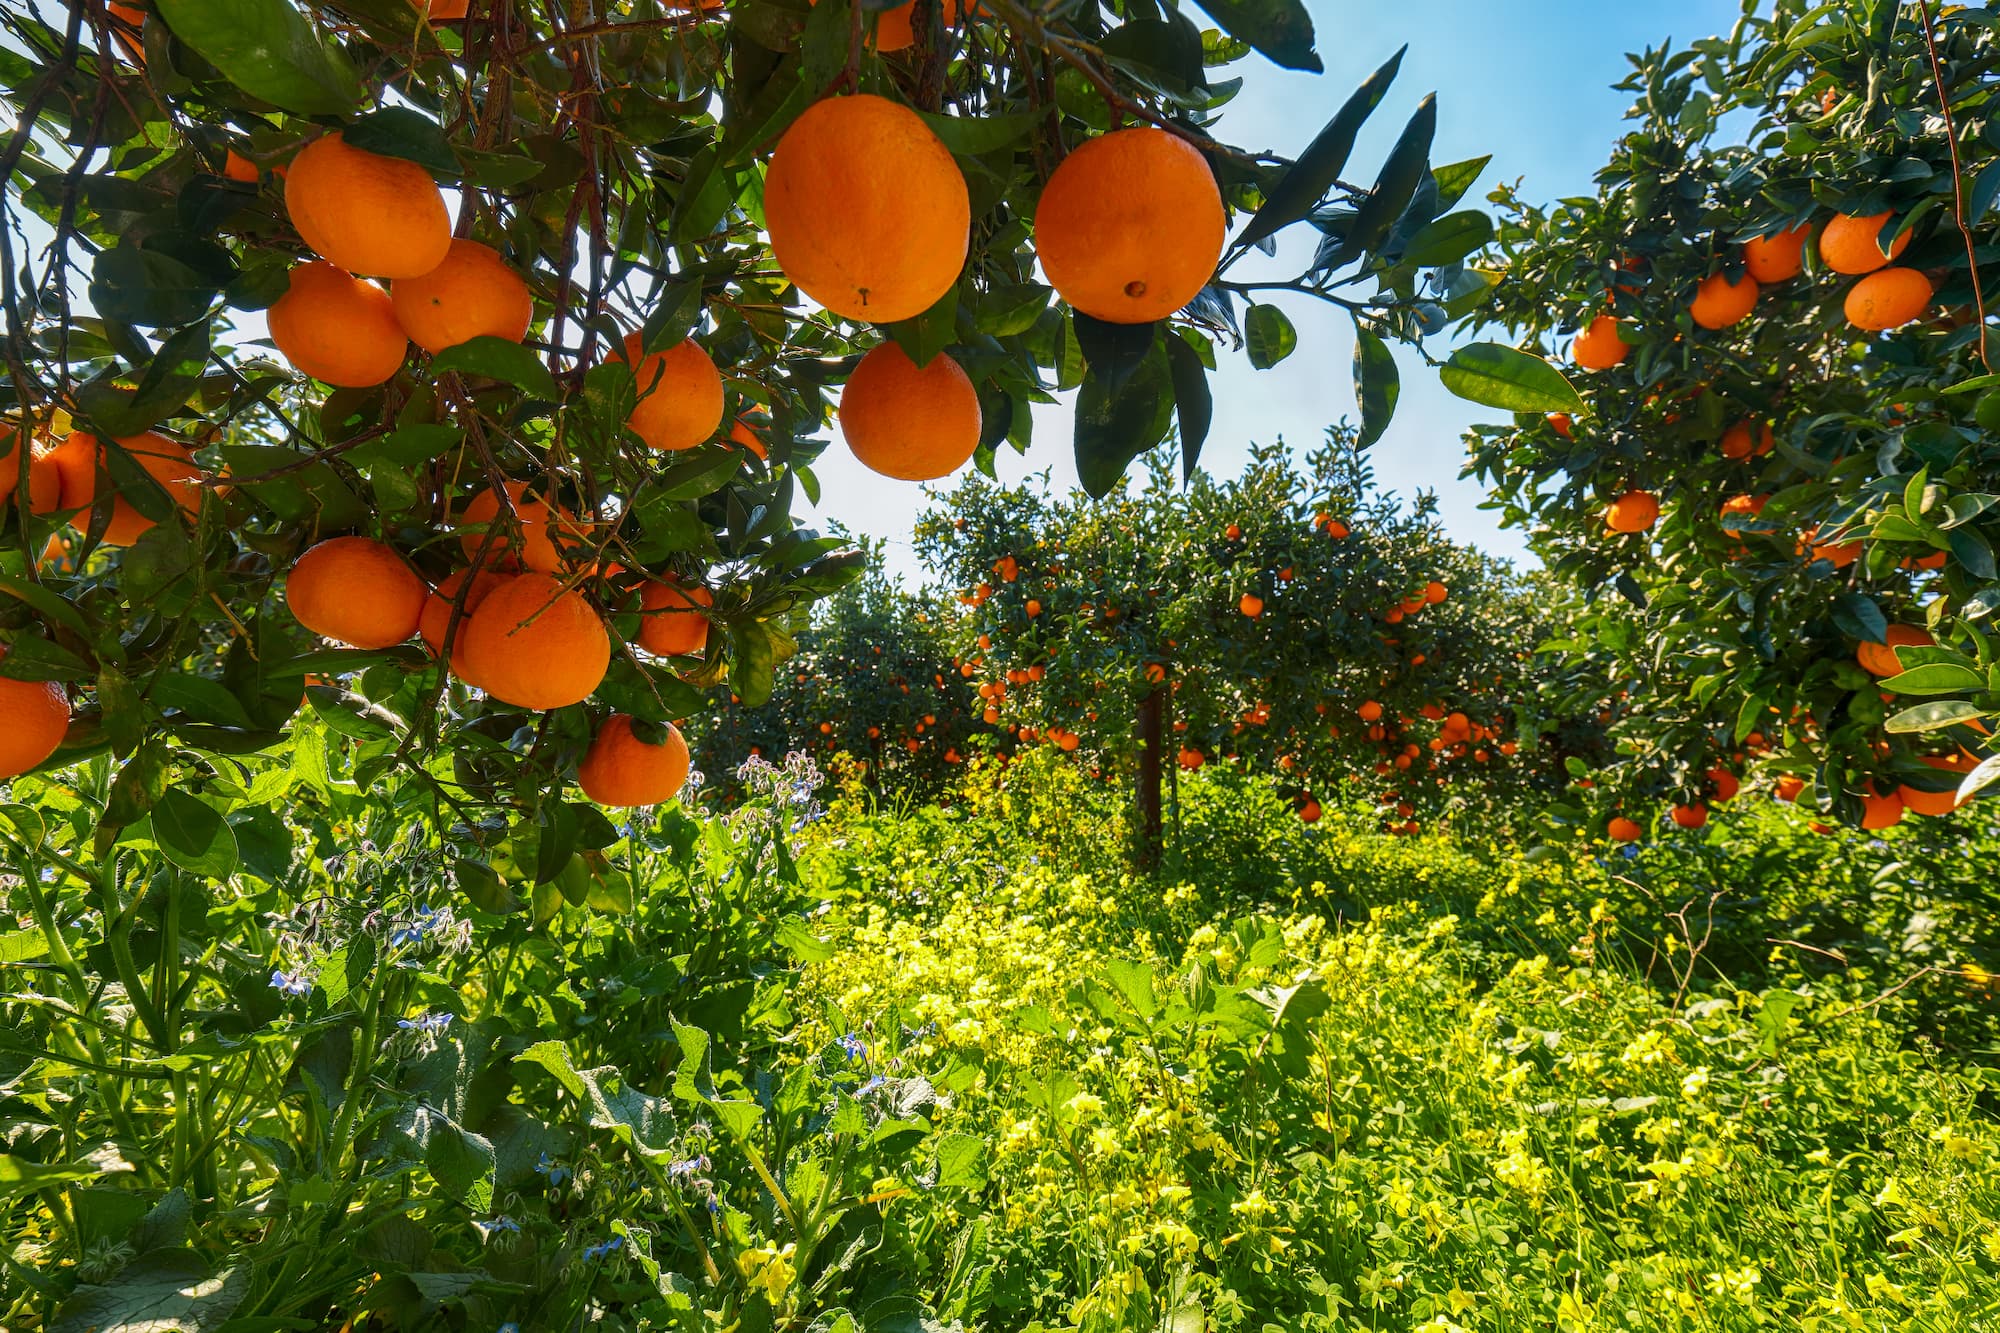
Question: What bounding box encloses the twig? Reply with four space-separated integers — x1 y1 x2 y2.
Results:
1916 2 1991 372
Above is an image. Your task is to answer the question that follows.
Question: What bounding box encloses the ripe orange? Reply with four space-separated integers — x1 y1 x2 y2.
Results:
764 95 969 324
1604 489 1660 534
0 646 70 779
838 343 981 481
222 149 260 184
619 331 724 451
578 715 690 807
1804 526 1861 568
729 410 770 460
1718 493 1768 537
287 536 425 649
459 573 611 708
284 132 451 279
459 480 590 572
1239 592 1264 618
1670 802 1708 830
1607 816 1643 842
269 261 408 387
1742 224 1809 283
419 567 503 659
806 0 960 50
1572 314 1630 370
1177 746 1204 771
1707 767 1740 802
0 428 62 514
1819 212 1910 275
53 432 204 546
637 580 714 657
1689 271 1758 329
1859 784 1904 830
1773 774 1805 803
417 0 471 17
105 1 145 63
1856 623 1932 677
1424 580 1448 604
1034 127 1225 324
1358 700 1384 722
1719 420 1773 460
390 239 534 354
1298 797 1322 824
1844 267 1933 331
1897 782 1961 817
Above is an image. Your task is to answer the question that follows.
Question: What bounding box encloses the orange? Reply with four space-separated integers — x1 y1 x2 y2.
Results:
1856 624 1932 677
285 132 450 279
459 480 591 572
106 1 145 63
419 567 503 660
1859 784 1904 830
1239 592 1264 618
1718 493 1768 537
459 573 610 708
1819 212 1910 275
838 343 981 481
390 239 534 354
1708 768 1740 802
578 715 690 806
1035 127 1225 324
806 0 962 51
222 149 260 184
287 537 425 649
1548 412 1573 438
1719 420 1773 460
269 261 408 387
1897 782 1961 817
637 580 713 657
1670 803 1708 830
1572 314 1630 370
1804 526 1861 568
729 410 770 460
1604 489 1659 534
416 0 472 17
1177 746 1204 771
1742 224 1810 283
0 647 69 779
1298 798 1322 824
619 331 723 451
0 428 62 515
1844 267 1933 331
1773 774 1805 803
54 431 204 546
764 95 969 324
1358 700 1383 722
1689 271 1758 329
1424 580 1448 604
1607 816 1642 842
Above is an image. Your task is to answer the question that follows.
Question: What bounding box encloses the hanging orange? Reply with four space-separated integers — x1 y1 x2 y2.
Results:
53 432 204 546
1719 420 1773 460
1819 212 1910 275
0 646 70 779
1035 127 1224 324
1742 224 1810 282
838 343 980 481
578 715 691 806
391 239 534 354
419 567 504 660
619 331 724 451
763 95 970 324
0 427 62 515
458 573 610 708
287 536 426 649
1604 489 1659 534
1572 314 1630 370
1607 816 1642 842
1689 271 1758 329
458 480 591 572
269 261 409 387
1856 624 1932 677
1844 267 1933 331
284 132 451 279
730 410 771 460
637 580 713 657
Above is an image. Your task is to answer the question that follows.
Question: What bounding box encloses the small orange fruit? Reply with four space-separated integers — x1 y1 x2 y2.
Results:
54 432 204 546
1239 592 1264 618
1177 746 1204 771
729 410 770 460
287 536 426 649
1742 224 1810 282
1670 802 1708 830
1424 580 1448 604
1819 212 1910 275
1605 489 1660 534
419 567 504 659
1719 420 1773 460
1035 127 1224 324
838 342 981 481
222 149 261 184
579 716 691 807
416 0 472 18
619 331 724 451
390 239 534 354
459 480 590 572
1708 768 1740 802
0 646 70 779
1358 700 1383 722
1607 815 1643 842
637 580 714 657
459 573 611 709
1572 314 1631 370
1859 784 1904 830
1844 267 1933 331
764 95 970 324
284 132 451 279
1718 493 1768 537
1857 624 1932 677
1689 271 1758 329
1548 412 1573 438
1773 774 1805 803
269 261 408 387
0 428 62 515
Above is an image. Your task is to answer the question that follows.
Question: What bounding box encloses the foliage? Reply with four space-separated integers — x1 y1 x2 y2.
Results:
1462 0 2000 831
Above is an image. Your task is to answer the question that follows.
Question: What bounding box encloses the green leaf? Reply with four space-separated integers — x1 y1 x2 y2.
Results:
152 789 239 879
89 244 221 329
1330 93 1436 268
1400 209 1493 266
153 0 362 117
1830 592 1889 645
1885 700 1986 733
0 1144 133 1198
1075 343 1174 499
1352 322 1400 448
429 337 559 400
1429 155 1491 211
343 106 459 179
1165 333 1212 481
886 283 960 369
917 110 1039 156
1238 46 1402 247
775 915 835 963
731 619 777 708
1244 304 1297 369
927 1132 988 1190
1440 342 1583 413
1881 663 1986 696
1187 0 1321 73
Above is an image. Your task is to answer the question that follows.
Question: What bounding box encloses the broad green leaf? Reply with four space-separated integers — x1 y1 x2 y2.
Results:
1401 209 1493 266
1330 93 1436 268
152 789 239 879
343 106 458 178
1352 322 1400 448
1188 0 1321 74
1885 700 1986 733
1880 663 1986 696
918 110 1039 156
1236 47 1405 248
1075 343 1174 498
1244 304 1297 368
153 0 362 116
429 337 559 400
1440 342 1584 413
1165 332 1213 480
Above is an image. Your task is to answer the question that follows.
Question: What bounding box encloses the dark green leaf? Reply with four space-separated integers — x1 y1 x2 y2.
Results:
1400 209 1493 267
153 0 362 116
1071 314 1158 397
1244 304 1297 369
1429 155 1491 211
1237 46 1402 247
152 789 239 879
1331 93 1436 267
916 110 1039 156
1187 0 1321 73
1352 322 1399 448
343 106 459 179
1885 700 1986 733
1075 344 1174 499
428 337 559 400
1165 333 1212 480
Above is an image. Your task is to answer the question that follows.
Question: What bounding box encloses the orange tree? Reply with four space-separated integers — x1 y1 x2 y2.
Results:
913 431 1586 860
0 0 1575 837
1462 0 2000 839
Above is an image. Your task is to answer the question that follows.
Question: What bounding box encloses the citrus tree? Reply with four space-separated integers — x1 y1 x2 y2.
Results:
915 431 1583 860
1462 0 2000 837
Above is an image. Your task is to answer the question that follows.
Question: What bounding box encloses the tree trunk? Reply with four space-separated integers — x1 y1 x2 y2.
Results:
1134 686 1165 873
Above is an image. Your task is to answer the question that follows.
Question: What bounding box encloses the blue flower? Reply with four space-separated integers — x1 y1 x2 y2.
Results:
269 969 311 998
472 1216 520 1239
535 1153 572 1187
837 1032 867 1060
856 1075 887 1097
667 1154 711 1179
397 1010 454 1034
582 1234 624 1261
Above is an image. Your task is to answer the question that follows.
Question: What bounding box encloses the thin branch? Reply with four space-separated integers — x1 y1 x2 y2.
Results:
1916 1 1991 372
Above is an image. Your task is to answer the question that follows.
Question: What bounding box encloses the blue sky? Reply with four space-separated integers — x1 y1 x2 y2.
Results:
807 0 1747 580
